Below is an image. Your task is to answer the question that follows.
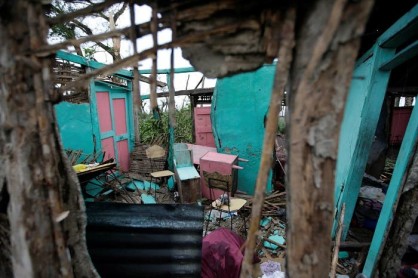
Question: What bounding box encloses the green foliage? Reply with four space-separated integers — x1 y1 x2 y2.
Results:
83 47 97 59
139 105 193 146
278 116 286 134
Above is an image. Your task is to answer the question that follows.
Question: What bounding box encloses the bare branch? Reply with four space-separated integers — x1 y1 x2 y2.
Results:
114 2 128 22
72 18 117 60
47 0 122 25
60 19 258 92
35 22 157 55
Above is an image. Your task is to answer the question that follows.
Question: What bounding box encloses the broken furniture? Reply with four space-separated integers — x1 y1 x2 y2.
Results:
200 152 243 199
86 202 204 277
173 143 201 203
203 169 247 236
150 170 174 199
76 161 117 198
186 143 217 165
143 145 171 196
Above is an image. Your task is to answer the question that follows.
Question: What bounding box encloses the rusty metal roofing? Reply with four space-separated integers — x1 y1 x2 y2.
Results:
86 202 204 277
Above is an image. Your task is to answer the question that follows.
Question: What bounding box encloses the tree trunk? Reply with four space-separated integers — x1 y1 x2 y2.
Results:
0 1 98 277
379 145 418 276
286 0 374 277
109 12 122 61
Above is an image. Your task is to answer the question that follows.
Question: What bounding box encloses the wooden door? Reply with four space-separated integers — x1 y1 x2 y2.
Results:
194 106 215 147
96 88 130 172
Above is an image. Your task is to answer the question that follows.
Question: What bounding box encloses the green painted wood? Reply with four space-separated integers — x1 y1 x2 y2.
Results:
378 4 418 48
380 39 418 71
56 50 133 79
139 67 195 74
54 101 95 162
333 45 395 238
166 73 175 171
212 65 275 195
89 80 102 156
362 103 418 277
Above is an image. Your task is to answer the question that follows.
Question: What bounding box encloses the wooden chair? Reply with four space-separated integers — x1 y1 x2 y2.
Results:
203 171 246 236
173 143 201 203
146 145 174 199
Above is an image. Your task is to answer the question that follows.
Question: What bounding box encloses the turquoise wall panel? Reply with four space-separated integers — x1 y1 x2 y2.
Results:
362 103 418 277
333 45 395 238
212 65 275 195
55 101 95 161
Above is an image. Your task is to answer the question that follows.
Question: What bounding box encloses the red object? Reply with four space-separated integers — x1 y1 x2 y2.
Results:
200 152 239 199
390 107 413 145
201 228 245 278
194 107 216 147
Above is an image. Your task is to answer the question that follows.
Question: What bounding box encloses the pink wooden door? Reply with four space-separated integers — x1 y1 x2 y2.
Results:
194 107 216 147
97 90 130 172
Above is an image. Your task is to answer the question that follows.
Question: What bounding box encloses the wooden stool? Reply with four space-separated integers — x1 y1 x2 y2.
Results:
150 170 174 199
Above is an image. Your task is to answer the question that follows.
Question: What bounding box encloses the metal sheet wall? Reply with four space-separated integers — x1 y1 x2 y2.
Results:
86 202 204 278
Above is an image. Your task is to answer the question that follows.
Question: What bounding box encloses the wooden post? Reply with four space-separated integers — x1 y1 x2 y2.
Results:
240 6 295 277
330 204 345 278
129 3 142 143
0 1 98 277
287 0 373 277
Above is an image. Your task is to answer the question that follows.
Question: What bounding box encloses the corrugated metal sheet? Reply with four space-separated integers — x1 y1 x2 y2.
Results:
86 202 204 278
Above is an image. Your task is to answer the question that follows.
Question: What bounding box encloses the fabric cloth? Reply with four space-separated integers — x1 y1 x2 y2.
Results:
201 228 246 278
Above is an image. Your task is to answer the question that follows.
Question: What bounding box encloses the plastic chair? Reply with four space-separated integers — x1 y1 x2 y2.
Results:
203 171 246 236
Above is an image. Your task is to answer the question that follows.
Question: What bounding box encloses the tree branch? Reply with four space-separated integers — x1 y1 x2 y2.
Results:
59 19 259 92
114 2 128 22
47 0 122 25
72 19 117 60
35 21 158 55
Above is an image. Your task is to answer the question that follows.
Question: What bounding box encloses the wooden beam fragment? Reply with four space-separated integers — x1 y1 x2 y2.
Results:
287 0 374 277
240 6 295 278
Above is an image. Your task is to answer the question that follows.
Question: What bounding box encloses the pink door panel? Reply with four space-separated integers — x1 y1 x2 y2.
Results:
101 137 115 160
117 140 129 172
113 98 127 136
97 92 113 133
194 107 216 147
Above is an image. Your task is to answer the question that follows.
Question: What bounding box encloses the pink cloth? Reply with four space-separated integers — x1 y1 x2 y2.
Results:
201 228 246 278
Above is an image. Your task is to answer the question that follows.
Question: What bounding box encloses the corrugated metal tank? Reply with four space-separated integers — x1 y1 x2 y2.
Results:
86 202 204 277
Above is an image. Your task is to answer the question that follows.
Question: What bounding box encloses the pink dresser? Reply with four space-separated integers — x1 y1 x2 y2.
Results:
199 152 242 199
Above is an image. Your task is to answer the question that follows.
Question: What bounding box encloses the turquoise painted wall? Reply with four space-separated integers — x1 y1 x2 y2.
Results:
55 101 96 162
212 65 275 195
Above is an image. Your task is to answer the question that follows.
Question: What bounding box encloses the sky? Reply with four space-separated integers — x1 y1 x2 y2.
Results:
87 4 215 98
50 3 216 110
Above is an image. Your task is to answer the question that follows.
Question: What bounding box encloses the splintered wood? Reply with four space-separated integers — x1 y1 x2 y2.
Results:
239 190 286 216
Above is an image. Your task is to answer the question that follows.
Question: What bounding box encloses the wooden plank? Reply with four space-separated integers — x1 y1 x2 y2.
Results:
334 45 395 239
56 50 166 87
380 40 418 71
378 4 418 48
362 104 418 277
139 66 195 74
141 88 213 100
